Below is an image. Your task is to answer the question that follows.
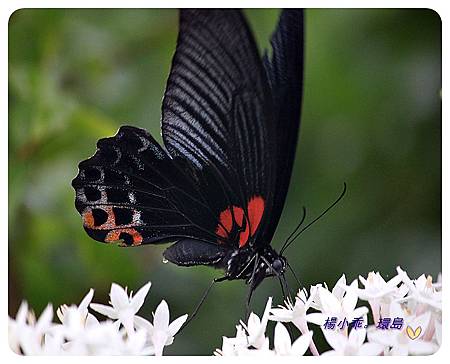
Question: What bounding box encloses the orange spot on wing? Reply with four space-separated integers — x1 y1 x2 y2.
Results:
83 210 95 228
105 228 143 246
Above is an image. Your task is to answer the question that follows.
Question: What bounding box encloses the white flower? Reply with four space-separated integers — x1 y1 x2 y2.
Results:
396 267 441 311
9 301 29 353
215 298 272 355
308 275 368 331
57 288 97 327
273 322 312 355
13 304 54 355
71 320 124 355
356 271 404 301
214 325 250 356
240 297 272 349
147 299 188 356
40 332 66 355
114 328 155 355
215 327 273 357
270 286 320 354
321 327 384 356
90 281 151 335
344 271 406 325
367 301 438 355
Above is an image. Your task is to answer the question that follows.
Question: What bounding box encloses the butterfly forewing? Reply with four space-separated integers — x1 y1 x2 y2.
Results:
261 9 305 243
161 9 277 248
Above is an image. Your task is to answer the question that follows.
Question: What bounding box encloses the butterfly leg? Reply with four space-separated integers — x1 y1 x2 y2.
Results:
178 275 228 334
244 254 260 321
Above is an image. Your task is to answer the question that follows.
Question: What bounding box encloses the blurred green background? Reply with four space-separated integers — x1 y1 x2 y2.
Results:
9 9 441 355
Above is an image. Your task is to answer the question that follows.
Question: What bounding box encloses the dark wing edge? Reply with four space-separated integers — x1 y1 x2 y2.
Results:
261 9 305 242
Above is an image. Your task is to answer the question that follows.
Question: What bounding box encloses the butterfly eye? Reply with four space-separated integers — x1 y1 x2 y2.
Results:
272 258 284 274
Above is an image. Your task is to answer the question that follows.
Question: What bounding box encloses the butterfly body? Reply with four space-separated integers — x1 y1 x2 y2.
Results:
73 9 304 296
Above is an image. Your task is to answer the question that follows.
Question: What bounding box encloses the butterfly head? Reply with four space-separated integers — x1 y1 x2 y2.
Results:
270 255 287 276
264 253 287 278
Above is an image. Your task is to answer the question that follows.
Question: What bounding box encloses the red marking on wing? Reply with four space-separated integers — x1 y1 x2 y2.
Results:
216 196 265 248
105 228 143 246
216 209 232 238
216 206 245 239
247 196 265 235
238 223 250 248
232 206 244 226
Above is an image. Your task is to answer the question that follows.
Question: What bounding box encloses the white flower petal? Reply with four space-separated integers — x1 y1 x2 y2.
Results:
320 287 342 314
90 303 118 319
367 326 395 346
16 301 29 324
153 300 170 330
130 282 151 314
322 328 347 351
358 342 385 356
306 312 326 326
387 274 402 288
85 313 99 328
332 274 347 300
342 280 359 313
348 327 366 348
152 330 168 356
269 308 292 322
36 304 53 332
79 289 94 311
168 314 188 337
110 283 130 309
247 313 261 334
274 322 291 355
351 306 369 320
134 315 153 333
291 331 313 355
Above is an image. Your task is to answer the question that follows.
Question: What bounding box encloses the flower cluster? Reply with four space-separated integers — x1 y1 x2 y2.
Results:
8 282 187 355
215 266 441 356
9 266 441 355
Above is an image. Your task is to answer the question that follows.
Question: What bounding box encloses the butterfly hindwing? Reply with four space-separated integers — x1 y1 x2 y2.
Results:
72 126 224 246
163 239 228 266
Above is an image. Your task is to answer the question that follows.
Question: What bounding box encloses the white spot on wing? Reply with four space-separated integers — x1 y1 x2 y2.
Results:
138 136 151 153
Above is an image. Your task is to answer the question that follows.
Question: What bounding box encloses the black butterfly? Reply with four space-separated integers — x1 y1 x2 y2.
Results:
72 9 304 314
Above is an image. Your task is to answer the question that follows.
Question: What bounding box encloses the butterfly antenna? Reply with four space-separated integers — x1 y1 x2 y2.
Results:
280 182 347 255
280 206 307 253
